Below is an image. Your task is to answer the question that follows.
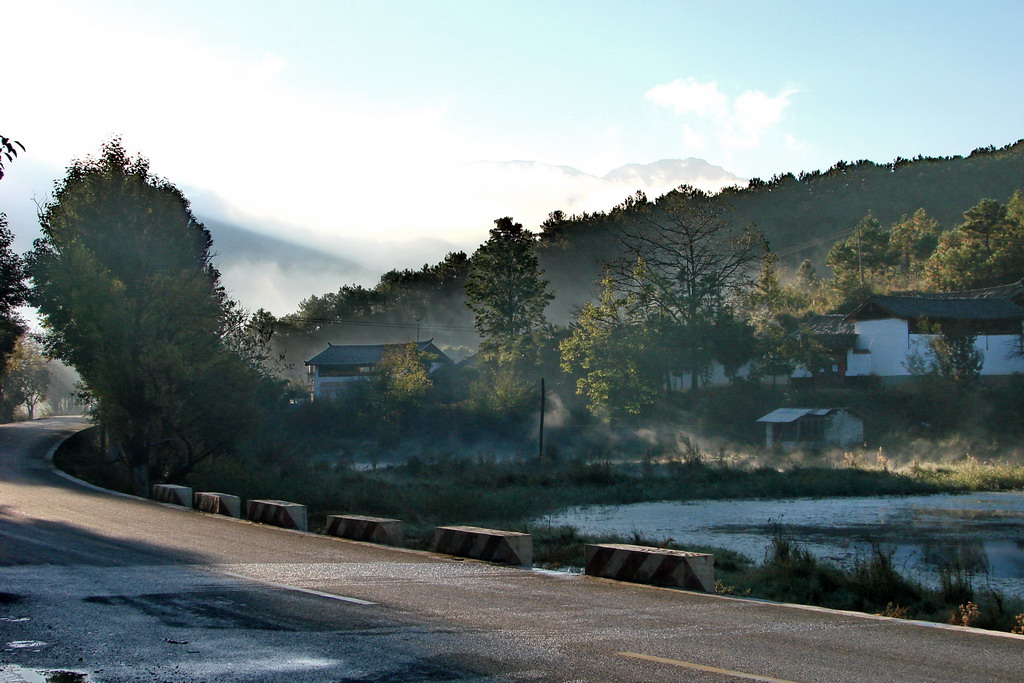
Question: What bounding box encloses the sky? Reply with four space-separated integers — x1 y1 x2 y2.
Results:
3 0 1022 313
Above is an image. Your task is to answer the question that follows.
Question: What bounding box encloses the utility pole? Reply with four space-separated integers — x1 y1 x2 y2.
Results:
857 225 864 287
538 377 545 459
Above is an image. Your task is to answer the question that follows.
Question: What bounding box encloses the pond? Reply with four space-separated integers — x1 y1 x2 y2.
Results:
539 492 1024 596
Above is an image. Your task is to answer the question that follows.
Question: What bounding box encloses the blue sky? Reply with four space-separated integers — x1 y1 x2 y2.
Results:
3 0 1022 311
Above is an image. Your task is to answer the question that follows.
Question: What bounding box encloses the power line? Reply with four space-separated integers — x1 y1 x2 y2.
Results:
286 316 477 332
772 226 862 258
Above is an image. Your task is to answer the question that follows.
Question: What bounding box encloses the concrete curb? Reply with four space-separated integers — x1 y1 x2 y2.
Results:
325 514 403 545
433 525 532 566
152 484 193 508
584 543 714 592
194 491 242 518
246 499 308 532
44 421 151 503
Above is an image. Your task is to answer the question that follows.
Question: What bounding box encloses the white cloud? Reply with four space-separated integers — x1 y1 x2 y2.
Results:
725 88 798 149
645 78 728 117
645 77 799 154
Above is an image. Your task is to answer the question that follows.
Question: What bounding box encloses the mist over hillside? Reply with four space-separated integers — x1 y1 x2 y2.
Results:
203 218 374 315
202 158 744 317
461 158 743 222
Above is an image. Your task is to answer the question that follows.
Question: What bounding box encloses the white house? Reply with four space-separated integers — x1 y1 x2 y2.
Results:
305 339 452 400
798 280 1024 383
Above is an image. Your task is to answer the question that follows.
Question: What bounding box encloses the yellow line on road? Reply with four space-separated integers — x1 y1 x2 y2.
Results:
617 652 799 682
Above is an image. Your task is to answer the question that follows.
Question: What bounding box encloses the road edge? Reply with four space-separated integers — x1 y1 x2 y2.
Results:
34 418 1024 642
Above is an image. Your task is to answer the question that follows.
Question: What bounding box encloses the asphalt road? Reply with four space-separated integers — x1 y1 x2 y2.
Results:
1 417 1023 682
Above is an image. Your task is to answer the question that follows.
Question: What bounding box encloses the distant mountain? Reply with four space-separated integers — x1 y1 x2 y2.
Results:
602 158 745 192
470 158 745 201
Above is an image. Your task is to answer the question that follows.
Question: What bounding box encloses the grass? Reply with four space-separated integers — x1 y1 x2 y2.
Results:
721 533 1024 633
182 448 1024 531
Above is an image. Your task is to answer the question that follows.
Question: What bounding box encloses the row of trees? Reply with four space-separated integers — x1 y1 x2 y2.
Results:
283 251 473 337
823 191 1024 301
0 211 57 420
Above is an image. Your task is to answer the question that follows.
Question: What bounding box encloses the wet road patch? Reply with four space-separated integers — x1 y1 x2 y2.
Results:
81 586 389 632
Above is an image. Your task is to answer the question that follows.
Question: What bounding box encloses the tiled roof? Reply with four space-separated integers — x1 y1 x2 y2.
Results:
797 315 856 348
846 280 1024 321
305 339 441 366
802 314 855 335
848 296 1024 321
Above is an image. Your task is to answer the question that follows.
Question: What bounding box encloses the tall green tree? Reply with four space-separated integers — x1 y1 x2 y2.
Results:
0 214 26 378
465 217 554 359
743 249 806 381
560 276 660 419
888 208 942 274
826 213 894 290
3 335 50 420
28 140 273 494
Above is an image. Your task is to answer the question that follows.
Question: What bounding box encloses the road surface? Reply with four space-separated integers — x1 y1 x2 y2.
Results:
1 417 1022 682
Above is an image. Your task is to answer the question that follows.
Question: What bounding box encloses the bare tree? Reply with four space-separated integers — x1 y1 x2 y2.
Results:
610 186 763 390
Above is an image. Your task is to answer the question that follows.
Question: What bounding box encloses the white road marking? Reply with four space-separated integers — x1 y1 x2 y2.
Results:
219 570 377 606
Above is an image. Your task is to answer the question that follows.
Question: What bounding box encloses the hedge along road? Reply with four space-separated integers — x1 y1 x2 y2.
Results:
1 418 1022 683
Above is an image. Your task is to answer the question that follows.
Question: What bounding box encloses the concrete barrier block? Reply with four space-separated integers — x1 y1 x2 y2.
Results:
151 484 193 508
585 543 714 592
326 514 403 545
433 525 532 566
194 492 241 518
246 499 307 532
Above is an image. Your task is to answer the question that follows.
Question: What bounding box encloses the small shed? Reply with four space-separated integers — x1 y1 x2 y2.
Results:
756 408 864 450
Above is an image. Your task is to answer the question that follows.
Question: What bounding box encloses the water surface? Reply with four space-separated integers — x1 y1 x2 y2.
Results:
540 492 1024 595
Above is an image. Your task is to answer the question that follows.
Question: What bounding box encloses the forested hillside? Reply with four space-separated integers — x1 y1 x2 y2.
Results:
538 140 1024 319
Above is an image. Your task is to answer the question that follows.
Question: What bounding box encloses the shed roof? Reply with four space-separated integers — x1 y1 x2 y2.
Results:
305 339 443 366
757 408 846 423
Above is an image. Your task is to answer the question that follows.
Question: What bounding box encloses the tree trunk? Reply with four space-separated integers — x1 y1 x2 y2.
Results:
122 433 151 497
131 462 150 498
